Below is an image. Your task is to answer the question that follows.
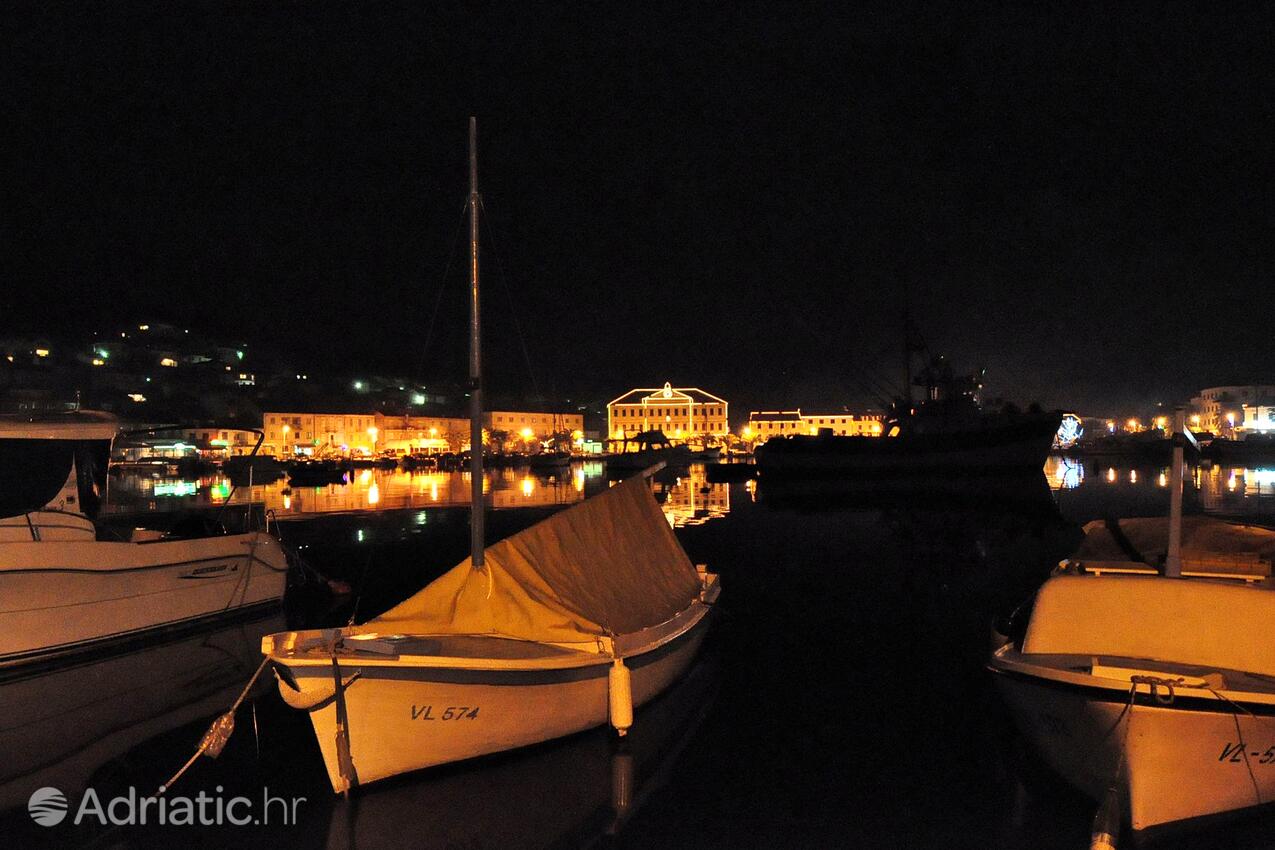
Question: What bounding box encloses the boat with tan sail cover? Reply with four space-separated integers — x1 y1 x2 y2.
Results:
261 118 718 793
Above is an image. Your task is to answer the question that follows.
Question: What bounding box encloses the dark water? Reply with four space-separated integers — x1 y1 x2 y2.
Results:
4 463 1275 848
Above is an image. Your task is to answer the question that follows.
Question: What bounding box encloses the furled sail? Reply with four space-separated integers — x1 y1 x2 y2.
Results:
358 474 701 645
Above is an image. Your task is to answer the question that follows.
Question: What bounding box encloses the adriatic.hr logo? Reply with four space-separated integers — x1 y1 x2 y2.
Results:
28 787 69 826
26 785 305 827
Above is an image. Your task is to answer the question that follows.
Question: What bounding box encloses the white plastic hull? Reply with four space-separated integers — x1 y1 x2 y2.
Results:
992 662 1275 832
0 532 288 666
277 615 711 792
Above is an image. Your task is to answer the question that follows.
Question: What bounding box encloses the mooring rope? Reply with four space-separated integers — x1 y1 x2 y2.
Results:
155 655 272 795
1205 684 1263 807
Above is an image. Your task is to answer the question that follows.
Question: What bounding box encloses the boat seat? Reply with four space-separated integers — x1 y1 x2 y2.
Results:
1024 574 1275 678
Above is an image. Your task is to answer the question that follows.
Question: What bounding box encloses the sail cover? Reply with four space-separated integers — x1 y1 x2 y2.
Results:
359 474 701 644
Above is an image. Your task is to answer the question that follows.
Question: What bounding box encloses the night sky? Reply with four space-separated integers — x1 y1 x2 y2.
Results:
5 3 1273 416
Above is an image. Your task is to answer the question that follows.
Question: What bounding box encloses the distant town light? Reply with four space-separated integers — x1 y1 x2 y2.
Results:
34 348 49 358
354 380 365 391
127 393 146 402
95 348 109 359
1191 414 1201 426
160 357 177 367
1126 419 1139 431
139 324 149 331
4 355 12 363
1155 416 1167 429
236 350 244 360
92 358 105 366
412 393 426 405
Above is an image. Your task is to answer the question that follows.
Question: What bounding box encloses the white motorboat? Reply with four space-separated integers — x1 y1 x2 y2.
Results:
262 119 718 793
0 411 289 667
991 413 1275 839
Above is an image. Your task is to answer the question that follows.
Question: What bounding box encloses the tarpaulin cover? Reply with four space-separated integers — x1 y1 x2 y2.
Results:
358 475 701 644
1075 516 1275 568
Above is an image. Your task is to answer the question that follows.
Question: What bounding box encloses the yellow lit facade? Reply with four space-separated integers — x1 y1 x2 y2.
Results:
1190 386 1275 435
487 411 584 442
607 382 729 442
375 413 470 453
747 409 883 440
264 412 379 457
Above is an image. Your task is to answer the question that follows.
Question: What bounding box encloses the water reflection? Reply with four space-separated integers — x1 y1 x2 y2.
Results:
1044 456 1275 524
105 466 607 517
103 461 733 528
0 611 284 838
650 467 730 527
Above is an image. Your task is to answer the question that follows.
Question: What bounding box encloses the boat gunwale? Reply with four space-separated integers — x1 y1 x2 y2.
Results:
266 574 718 671
988 642 1275 712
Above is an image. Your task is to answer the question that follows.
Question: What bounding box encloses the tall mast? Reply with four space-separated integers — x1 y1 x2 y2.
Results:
468 117 485 568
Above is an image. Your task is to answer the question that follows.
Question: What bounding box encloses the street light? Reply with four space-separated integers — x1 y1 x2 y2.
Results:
281 424 291 457
368 426 378 455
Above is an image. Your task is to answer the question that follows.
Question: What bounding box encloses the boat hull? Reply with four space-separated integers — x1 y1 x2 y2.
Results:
754 415 1060 477
275 610 712 792
990 654 1275 832
0 532 289 667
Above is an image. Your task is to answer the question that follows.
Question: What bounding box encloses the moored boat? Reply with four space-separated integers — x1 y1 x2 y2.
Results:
991 415 1275 839
0 411 289 668
262 119 717 793
264 473 718 792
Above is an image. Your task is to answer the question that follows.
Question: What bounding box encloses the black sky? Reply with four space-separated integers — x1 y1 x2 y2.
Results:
4 2 1273 415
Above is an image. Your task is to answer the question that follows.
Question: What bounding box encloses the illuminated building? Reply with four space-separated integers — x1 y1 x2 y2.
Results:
375 413 468 454
747 409 884 440
486 411 584 444
1190 386 1275 435
607 382 729 442
1242 404 1275 435
263 411 379 456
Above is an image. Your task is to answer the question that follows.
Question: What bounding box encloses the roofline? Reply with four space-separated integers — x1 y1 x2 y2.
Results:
608 387 729 406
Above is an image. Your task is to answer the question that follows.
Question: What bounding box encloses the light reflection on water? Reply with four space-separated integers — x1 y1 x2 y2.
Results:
1044 455 1275 523
105 462 733 528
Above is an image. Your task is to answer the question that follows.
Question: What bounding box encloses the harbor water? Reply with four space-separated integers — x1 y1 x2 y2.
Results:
3 460 1275 848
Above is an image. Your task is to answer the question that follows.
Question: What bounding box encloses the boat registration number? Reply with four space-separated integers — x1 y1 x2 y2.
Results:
1218 742 1275 764
411 705 480 721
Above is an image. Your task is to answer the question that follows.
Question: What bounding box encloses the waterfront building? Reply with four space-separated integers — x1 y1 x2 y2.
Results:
745 409 884 442
1190 386 1275 435
1242 404 1275 436
263 411 379 457
486 410 584 445
607 383 729 442
375 413 468 454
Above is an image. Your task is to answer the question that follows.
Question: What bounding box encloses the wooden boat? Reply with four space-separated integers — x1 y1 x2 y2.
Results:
990 415 1275 840
0 412 289 668
262 119 718 794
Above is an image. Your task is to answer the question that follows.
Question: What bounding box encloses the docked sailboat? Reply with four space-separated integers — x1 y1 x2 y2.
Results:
0 411 289 667
990 413 1275 838
262 118 719 793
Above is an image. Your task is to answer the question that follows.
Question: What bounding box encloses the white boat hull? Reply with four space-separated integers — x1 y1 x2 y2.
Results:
991 648 1275 832
272 606 712 792
0 532 289 666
